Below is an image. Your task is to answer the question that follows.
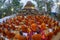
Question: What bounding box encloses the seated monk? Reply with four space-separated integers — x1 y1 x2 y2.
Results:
4 24 9 29
10 33 15 38
40 22 46 30
15 20 20 25
0 23 2 28
14 33 27 40
37 19 43 25
48 22 54 28
9 24 15 30
29 20 35 25
47 32 54 40
17 16 24 21
32 34 41 40
0 37 5 40
54 21 59 26
0 29 2 33
31 23 37 32
35 15 40 21
25 19 29 26
21 25 28 32
20 16 24 20
41 15 45 20
53 27 59 35
4 29 13 39
27 15 32 19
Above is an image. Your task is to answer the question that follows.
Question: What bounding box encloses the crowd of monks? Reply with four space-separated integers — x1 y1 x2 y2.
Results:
0 15 60 40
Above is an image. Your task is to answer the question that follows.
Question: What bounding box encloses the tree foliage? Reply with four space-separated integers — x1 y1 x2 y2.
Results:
46 0 54 14
0 0 23 18
33 0 43 12
33 0 54 13
12 0 20 6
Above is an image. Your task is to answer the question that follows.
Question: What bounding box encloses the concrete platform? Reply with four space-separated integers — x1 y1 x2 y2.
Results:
52 32 60 40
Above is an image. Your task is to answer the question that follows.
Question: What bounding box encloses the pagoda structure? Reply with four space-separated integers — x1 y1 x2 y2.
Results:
19 1 39 15
24 1 35 10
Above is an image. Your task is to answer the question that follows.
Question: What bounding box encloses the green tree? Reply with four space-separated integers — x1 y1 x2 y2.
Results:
0 0 23 18
33 0 45 12
0 0 6 9
34 0 54 14
12 0 21 12
46 0 54 14
0 0 6 18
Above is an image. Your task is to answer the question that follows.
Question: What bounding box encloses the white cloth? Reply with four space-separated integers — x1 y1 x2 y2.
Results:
1 35 3 37
15 26 18 28
34 32 37 34
23 33 28 36
25 16 26 18
5 37 9 40
48 28 53 32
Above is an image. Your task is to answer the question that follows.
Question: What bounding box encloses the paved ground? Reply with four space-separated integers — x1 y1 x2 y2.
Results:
52 32 60 40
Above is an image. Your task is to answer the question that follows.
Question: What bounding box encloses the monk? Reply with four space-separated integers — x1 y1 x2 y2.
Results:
32 34 41 40
31 23 37 32
40 22 46 30
21 25 28 32
14 33 27 40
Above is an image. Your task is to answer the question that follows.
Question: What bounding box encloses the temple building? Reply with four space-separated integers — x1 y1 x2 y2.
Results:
24 1 35 10
18 1 39 15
